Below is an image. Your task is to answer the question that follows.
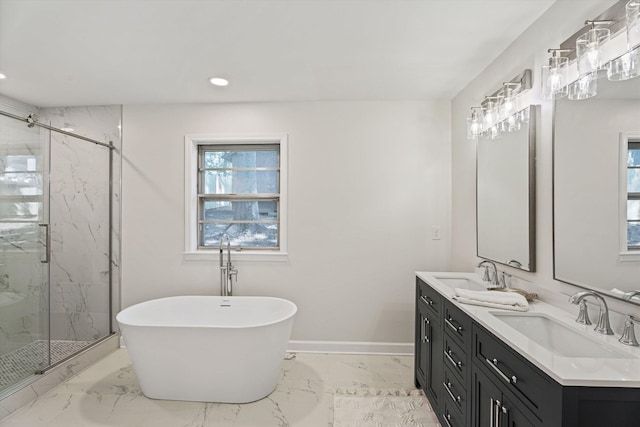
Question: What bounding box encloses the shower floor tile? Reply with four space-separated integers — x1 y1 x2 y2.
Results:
0 340 93 390
1 349 423 426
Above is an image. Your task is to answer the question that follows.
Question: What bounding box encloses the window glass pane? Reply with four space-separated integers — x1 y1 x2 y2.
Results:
203 200 278 222
628 200 640 221
628 169 640 193
202 223 278 248
203 150 278 169
202 170 277 194
628 222 640 247
628 144 640 167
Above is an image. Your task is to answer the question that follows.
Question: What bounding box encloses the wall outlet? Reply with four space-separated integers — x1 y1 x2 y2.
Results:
431 226 441 240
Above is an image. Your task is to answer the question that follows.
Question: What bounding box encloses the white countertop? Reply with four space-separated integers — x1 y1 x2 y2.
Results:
416 271 640 388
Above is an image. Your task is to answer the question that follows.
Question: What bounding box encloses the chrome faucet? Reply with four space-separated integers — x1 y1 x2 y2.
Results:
568 291 613 335
219 236 238 296
477 260 500 287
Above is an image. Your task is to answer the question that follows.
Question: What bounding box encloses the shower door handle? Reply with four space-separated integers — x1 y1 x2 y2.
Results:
39 223 50 264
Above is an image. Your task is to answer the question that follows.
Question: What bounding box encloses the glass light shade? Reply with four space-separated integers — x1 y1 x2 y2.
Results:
607 46 640 81
466 108 484 140
499 85 519 121
568 72 598 100
541 56 569 99
576 28 610 76
482 99 500 130
628 1 640 50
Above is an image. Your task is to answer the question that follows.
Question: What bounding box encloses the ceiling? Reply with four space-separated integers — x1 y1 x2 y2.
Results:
0 0 555 108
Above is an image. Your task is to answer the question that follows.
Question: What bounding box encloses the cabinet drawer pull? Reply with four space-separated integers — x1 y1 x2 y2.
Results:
441 411 453 427
421 296 434 306
443 382 461 403
485 358 518 385
445 317 463 334
444 350 462 369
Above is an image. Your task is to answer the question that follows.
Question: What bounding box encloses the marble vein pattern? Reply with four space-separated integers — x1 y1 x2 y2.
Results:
2 349 434 427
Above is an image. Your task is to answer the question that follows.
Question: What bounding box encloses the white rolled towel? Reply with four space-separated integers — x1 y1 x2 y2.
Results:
453 288 529 312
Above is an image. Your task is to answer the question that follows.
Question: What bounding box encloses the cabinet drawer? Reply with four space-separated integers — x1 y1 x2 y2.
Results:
442 399 465 427
417 278 442 319
474 324 554 417
444 300 471 345
443 366 467 418
443 334 467 381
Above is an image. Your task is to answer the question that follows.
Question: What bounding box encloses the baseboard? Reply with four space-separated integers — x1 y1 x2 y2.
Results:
287 340 414 355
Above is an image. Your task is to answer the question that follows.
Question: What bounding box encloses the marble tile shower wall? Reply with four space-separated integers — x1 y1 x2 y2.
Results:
40 106 122 342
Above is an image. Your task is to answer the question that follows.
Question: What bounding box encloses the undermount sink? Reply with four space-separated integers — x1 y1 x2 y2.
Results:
435 276 488 291
491 312 633 359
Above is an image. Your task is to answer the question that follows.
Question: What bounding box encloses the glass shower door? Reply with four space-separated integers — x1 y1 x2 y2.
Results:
0 114 50 394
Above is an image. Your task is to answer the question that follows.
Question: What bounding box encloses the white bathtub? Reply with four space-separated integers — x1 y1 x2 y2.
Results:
116 295 297 403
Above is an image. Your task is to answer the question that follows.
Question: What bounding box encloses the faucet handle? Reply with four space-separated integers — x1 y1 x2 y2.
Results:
481 266 491 282
499 272 511 289
619 315 640 347
575 300 592 326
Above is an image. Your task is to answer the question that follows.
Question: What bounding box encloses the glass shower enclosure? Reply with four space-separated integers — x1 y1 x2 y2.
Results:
0 107 116 396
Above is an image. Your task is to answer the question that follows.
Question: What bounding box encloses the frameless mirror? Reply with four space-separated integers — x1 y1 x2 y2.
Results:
554 71 640 303
477 105 536 271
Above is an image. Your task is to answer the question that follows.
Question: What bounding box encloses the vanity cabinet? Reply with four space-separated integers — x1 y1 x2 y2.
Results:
414 278 444 410
415 275 640 427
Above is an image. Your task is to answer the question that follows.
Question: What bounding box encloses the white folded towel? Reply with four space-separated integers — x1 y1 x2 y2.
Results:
453 288 529 312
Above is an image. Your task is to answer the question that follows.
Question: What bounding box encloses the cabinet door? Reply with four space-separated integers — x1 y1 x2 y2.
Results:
501 395 536 427
473 366 503 427
415 302 428 387
426 315 444 408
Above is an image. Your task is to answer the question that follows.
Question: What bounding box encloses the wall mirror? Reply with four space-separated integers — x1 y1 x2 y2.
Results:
477 105 536 271
554 72 640 303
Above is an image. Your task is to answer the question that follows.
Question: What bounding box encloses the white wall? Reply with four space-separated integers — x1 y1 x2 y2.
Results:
122 101 451 345
451 0 640 318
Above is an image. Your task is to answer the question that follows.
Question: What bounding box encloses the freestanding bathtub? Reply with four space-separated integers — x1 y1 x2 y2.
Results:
116 295 297 403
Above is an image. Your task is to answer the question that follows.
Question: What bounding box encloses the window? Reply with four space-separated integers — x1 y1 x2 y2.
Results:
184 135 287 260
627 140 640 250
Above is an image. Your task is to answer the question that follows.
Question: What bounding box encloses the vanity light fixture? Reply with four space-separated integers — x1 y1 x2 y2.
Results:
607 1 640 81
466 107 484 140
576 21 612 76
568 72 598 100
541 49 571 100
0 73 6 80
499 82 520 122
467 69 532 141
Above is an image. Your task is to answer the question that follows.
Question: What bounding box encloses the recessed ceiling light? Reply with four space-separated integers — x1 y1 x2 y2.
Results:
0 73 6 80
209 77 229 87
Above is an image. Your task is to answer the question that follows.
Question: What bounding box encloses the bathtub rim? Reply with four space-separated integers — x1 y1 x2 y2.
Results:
116 295 297 329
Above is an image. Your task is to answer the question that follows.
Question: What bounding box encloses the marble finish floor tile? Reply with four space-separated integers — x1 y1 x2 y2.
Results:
2 349 434 427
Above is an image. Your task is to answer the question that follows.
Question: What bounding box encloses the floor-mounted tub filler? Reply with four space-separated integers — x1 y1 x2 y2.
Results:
116 295 297 403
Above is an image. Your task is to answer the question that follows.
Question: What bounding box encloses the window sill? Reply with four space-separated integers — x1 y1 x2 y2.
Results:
183 251 289 262
619 251 640 262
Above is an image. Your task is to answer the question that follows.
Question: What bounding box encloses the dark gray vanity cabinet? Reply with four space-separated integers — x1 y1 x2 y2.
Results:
415 278 444 411
415 275 640 427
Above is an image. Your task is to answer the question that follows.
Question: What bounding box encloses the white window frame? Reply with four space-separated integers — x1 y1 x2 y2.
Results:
184 134 288 262
619 132 640 262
